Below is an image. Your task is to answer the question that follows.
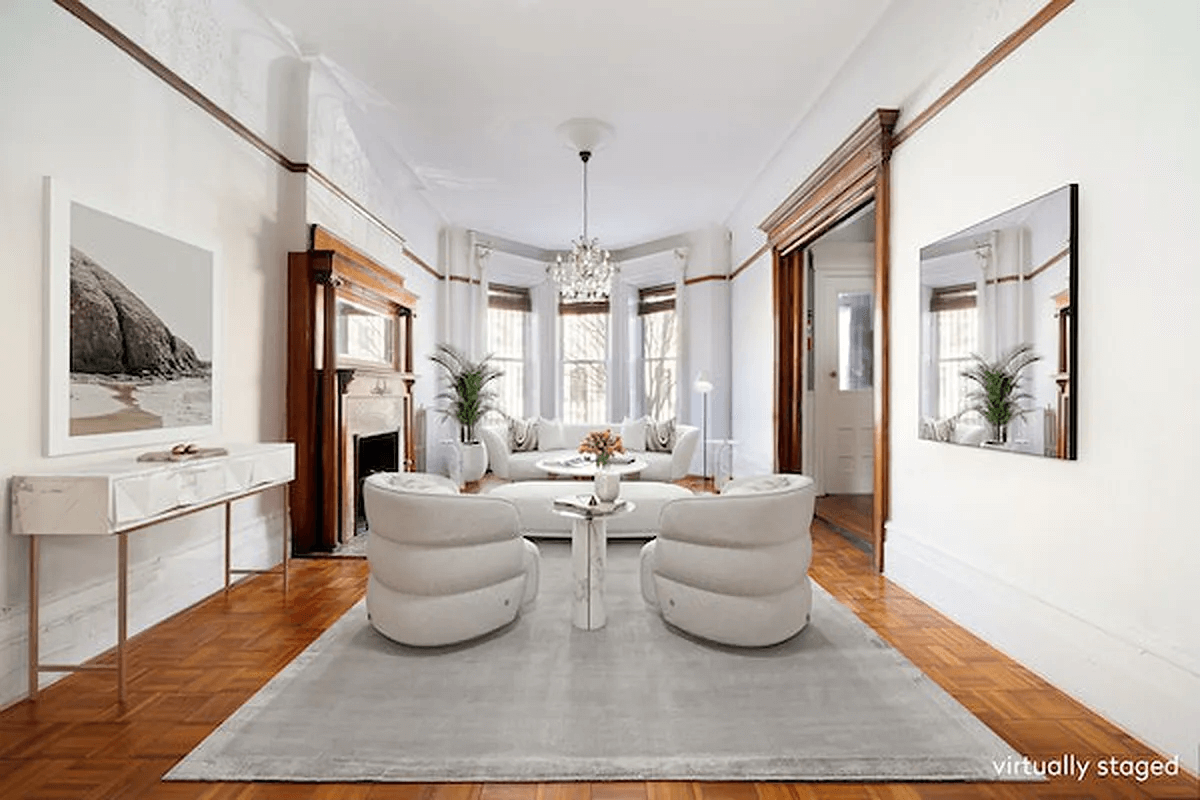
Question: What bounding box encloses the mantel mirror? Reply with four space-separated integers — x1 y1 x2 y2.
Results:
918 184 1078 459
335 296 398 369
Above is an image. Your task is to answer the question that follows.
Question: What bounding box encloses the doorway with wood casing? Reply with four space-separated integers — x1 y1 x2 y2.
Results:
809 208 876 552
761 108 896 572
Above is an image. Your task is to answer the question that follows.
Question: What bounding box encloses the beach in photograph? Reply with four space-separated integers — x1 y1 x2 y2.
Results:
69 375 212 436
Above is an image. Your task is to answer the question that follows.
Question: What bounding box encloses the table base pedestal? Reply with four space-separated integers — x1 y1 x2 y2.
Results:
571 517 607 630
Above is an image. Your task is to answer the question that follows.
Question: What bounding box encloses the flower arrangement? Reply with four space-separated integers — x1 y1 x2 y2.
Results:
579 429 625 468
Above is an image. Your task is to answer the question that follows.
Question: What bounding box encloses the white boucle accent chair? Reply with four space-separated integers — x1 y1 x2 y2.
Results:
362 472 540 646
639 474 816 647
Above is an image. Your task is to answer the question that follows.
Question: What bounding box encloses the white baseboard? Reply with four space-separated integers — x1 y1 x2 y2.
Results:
885 524 1200 775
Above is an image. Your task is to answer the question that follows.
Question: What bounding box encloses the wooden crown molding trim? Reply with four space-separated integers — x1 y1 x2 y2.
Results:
730 242 771 282
892 0 1074 147
760 109 898 251
306 169 440 280
53 0 438 279
53 0 300 172
683 273 728 287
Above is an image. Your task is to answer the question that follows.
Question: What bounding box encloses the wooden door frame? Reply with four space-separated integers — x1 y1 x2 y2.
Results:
760 108 898 572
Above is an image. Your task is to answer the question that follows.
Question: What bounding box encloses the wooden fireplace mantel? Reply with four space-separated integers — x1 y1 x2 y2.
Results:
287 225 417 554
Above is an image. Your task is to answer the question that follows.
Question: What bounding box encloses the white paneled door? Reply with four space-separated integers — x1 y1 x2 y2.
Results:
815 273 875 495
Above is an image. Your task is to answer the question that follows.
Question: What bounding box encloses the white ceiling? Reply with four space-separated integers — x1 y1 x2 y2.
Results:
250 0 893 250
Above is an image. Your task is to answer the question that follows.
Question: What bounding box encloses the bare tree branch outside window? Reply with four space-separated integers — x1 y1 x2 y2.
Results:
643 309 677 420
561 308 608 423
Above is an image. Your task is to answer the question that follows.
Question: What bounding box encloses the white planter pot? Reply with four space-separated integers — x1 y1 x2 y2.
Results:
460 441 488 483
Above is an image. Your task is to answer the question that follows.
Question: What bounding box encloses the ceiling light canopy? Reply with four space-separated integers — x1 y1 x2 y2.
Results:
548 119 618 302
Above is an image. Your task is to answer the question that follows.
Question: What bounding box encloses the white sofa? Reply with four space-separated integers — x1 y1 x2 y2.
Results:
481 418 699 482
640 473 816 647
362 472 540 646
485 480 694 538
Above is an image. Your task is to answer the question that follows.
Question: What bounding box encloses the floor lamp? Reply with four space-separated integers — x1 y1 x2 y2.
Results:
694 370 713 491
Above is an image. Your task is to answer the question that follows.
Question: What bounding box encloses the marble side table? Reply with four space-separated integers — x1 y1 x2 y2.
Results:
552 497 634 630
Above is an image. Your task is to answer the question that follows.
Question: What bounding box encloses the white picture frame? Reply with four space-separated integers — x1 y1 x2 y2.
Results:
44 176 223 456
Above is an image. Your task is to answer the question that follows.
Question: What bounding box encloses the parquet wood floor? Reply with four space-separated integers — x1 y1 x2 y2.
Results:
814 494 873 543
0 521 1194 799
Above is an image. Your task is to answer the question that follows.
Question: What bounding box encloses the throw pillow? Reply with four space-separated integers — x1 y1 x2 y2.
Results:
508 416 538 452
646 418 676 452
537 417 565 450
620 416 648 452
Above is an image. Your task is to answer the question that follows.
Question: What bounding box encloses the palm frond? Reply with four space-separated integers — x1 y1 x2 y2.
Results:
959 343 1042 441
428 343 505 442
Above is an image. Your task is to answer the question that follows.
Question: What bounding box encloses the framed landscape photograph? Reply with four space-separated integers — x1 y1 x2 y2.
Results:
44 177 222 456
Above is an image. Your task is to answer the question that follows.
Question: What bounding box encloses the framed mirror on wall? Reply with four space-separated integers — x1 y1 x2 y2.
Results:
918 184 1078 459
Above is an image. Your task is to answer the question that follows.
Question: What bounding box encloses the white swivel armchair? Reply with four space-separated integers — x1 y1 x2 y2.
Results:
640 474 816 647
362 472 540 646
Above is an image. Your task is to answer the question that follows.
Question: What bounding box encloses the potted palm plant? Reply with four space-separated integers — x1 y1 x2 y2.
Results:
960 343 1041 445
429 343 503 482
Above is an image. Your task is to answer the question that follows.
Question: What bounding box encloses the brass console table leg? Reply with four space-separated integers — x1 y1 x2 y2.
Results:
117 533 128 703
223 501 232 592
282 491 291 594
28 536 39 701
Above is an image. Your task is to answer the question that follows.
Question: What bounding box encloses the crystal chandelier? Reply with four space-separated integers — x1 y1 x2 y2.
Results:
548 149 617 301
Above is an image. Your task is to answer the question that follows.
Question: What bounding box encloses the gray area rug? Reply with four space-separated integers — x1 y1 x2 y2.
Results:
167 542 1034 783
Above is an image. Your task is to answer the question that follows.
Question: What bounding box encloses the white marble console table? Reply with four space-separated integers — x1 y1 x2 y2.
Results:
10 442 295 703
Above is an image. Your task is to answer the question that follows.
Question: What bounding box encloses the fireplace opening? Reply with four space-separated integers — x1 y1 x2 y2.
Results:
354 430 399 534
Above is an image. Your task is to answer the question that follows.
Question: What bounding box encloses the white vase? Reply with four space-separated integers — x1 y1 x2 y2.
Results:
593 467 620 502
459 441 488 484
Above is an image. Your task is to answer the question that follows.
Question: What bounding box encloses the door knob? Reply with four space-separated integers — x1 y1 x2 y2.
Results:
829 371 837 378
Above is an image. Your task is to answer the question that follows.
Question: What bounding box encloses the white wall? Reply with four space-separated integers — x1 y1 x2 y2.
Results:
0 0 445 707
730 251 774 479
726 0 1050 481
885 0 1200 773
724 0 1199 770
0 0 299 703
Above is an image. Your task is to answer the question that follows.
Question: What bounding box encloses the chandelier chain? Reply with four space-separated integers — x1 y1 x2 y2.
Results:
547 147 617 302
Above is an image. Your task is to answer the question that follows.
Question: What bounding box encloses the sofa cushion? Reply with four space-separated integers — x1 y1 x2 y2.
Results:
621 416 648 451
508 416 539 452
486 480 692 537
646 418 676 452
537 417 566 449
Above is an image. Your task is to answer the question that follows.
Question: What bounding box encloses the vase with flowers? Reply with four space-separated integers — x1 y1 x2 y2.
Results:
579 429 625 502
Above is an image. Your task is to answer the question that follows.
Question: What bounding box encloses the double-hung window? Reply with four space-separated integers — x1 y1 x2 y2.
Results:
559 300 608 424
638 284 678 420
486 283 530 420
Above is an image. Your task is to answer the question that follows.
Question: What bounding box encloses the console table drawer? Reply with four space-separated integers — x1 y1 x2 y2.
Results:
12 443 295 535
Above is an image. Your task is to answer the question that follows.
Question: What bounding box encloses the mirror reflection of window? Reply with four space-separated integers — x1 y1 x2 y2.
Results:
837 291 873 392
930 284 978 419
917 184 1077 458
336 299 395 366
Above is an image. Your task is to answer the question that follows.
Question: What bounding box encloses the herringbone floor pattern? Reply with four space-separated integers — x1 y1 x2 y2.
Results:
0 520 1194 799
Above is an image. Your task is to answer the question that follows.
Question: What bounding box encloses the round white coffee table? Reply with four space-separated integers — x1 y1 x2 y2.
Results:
551 496 634 630
535 455 647 478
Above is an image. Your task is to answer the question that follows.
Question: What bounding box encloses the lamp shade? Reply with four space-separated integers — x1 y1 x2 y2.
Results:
693 370 713 394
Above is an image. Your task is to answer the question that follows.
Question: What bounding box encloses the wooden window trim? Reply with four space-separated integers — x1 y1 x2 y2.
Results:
929 284 978 313
638 284 677 316
488 283 532 313
558 300 610 316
